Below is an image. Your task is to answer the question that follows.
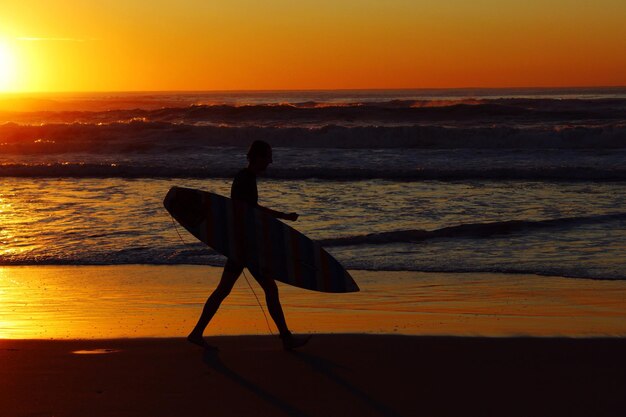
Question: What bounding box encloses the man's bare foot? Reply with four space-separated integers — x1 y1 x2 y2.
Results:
281 333 311 350
187 333 219 351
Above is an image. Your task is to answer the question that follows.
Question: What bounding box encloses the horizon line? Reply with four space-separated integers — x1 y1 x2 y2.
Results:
1 85 626 96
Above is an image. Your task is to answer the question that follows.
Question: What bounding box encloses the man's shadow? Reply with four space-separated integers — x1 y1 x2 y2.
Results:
203 349 403 417
289 350 404 417
202 350 311 417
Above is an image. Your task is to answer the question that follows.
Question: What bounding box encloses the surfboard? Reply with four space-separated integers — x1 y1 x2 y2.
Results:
164 186 359 293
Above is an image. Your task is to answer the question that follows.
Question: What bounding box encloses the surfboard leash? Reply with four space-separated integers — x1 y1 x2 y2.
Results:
169 215 274 336
170 216 188 253
242 270 274 336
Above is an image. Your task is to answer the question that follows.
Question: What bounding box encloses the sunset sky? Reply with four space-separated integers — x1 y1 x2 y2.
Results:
1 0 625 92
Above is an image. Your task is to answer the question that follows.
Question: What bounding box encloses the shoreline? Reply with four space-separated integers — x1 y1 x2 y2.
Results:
2 335 625 417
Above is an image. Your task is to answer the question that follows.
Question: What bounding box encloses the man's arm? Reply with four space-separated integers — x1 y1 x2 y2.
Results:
257 205 298 221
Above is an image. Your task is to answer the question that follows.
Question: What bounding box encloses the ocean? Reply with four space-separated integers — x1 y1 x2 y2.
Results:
1 88 625 280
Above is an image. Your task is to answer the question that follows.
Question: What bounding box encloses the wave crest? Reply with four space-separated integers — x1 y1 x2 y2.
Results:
2 163 626 180
319 213 626 246
1 123 625 154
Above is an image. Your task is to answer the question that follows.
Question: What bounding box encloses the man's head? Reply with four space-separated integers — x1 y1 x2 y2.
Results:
247 140 273 171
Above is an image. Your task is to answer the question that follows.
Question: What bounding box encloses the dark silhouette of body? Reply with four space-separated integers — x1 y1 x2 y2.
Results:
188 140 310 350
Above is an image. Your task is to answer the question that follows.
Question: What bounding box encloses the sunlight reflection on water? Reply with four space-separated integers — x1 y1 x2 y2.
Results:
0 178 624 278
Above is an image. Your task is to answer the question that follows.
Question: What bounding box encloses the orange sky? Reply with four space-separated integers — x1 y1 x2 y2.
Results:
1 0 625 92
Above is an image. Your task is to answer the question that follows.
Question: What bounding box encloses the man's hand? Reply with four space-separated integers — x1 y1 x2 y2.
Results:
257 205 298 221
283 212 299 221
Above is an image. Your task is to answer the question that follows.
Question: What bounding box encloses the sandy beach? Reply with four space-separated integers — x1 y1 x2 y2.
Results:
2 266 626 416
2 335 625 417
2 266 626 339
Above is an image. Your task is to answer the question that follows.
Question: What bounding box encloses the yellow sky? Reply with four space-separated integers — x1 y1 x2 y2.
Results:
1 0 625 92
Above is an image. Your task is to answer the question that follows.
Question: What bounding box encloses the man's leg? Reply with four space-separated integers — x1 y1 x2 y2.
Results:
252 272 310 349
252 273 290 336
188 259 243 346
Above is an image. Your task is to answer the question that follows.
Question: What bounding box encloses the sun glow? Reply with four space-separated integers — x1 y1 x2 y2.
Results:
0 41 18 92
2 1 626 91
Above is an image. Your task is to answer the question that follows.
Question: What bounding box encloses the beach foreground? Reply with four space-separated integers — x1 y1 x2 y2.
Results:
1 335 625 417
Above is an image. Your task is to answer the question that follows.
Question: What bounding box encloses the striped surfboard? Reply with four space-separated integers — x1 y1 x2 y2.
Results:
164 186 359 293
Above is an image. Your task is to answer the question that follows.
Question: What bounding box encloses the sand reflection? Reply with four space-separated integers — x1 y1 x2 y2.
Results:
72 348 120 354
1 265 626 339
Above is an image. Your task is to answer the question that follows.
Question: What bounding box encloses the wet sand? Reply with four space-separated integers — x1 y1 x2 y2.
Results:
1 335 625 417
2 266 626 339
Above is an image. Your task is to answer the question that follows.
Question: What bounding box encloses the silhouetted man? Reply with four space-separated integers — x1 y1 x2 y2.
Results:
187 140 310 350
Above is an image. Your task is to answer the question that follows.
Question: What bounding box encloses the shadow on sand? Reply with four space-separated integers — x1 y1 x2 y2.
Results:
289 350 403 417
202 350 312 417
202 348 403 417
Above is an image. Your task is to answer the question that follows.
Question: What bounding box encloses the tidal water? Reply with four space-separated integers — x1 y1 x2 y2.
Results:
0 88 625 280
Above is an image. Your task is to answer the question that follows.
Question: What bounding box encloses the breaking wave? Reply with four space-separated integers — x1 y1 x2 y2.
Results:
3 96 626 124
319 213 626 246
0 123 625 154
2 163 626 180
1 96 624 155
